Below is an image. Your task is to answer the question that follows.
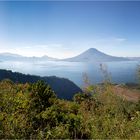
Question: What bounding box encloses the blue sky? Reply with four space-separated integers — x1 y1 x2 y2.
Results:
0 1 140 58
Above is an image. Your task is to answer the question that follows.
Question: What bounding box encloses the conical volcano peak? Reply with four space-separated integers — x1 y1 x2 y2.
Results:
82 48 103 55
86 48 99 52
63 48 128 62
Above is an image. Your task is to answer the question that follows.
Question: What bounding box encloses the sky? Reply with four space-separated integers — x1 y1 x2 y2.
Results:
0 1 140 58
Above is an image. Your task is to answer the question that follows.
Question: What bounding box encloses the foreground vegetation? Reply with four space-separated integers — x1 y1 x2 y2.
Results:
0 79 140 139
0 69 81 100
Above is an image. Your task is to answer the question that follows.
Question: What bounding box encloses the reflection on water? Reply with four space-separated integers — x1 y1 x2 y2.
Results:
0 60 139 87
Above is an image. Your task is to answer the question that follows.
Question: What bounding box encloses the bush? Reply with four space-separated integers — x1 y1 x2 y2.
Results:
0 79 140 139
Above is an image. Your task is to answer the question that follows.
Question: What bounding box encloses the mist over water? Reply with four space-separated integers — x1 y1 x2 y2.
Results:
0 60 139 87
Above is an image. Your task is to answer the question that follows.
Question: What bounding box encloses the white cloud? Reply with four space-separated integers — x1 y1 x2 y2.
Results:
93 37 126 45
114 38 126 42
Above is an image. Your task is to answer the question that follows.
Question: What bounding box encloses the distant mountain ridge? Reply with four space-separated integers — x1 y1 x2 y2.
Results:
0 48 138 62
0 52 57 61
62 48 129 62
127 57 140 61
0 69 82 100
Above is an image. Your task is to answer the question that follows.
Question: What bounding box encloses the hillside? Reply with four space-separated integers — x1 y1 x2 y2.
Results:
0 69 81 100
113 85 140 102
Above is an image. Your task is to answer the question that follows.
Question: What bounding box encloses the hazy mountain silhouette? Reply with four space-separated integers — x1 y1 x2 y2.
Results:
127 57 140 61
0 53 57 61
63 48 129 62
0 48 135 62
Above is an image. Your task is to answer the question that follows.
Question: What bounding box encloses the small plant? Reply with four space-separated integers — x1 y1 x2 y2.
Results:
100 63 112 84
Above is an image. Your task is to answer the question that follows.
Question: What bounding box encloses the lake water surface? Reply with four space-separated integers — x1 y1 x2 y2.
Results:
0 60 139 87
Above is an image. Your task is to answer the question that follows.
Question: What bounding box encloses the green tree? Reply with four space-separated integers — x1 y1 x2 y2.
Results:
29 81 56 113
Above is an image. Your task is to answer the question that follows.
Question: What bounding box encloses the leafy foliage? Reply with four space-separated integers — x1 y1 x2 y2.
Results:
0 69 82 100
0 79 140 139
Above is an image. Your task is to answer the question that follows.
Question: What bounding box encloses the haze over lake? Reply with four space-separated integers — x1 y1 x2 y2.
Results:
0 60 139 87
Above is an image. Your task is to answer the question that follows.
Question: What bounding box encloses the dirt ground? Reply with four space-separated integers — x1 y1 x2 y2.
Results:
113 85 140 102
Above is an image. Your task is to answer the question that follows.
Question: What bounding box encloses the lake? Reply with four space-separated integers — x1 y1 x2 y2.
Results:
0 60 139 87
